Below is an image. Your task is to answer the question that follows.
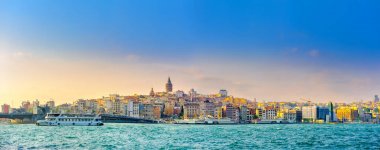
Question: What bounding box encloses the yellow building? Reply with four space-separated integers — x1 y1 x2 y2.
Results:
336 107 358 122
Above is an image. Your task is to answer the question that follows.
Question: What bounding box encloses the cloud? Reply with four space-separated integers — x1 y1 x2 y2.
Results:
308 49 320 57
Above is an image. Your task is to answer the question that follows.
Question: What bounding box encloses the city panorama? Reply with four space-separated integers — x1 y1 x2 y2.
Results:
1 0 380 149
2 77 380 125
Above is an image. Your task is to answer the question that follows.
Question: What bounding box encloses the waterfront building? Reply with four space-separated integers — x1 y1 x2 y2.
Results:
163 102 174 116
283 110 297 122
104 99 113 113
126 101 133 117
256 108 263 118
361 113 373 122
126 101 141 118
376 114 380 124
166 77 173 93
302 106 317 122
262 106 277 120
219 89 228 97
214 107 223 119
336 107 359 122
133 102 142 118
226 103 239 122
113 99 123 114
247 108 257 122
1 104 10 114
86 100 98 113
200 100 215 118
184 102 200 119
239 105 248 122
141 104 154 119
295 110 302 123
153 105 162 119
317 107 330 122
74 99 86 113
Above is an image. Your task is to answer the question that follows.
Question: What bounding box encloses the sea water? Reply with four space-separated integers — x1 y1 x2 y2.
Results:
1 124 379 149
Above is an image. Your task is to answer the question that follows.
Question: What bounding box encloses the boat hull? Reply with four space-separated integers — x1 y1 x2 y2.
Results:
36 120 104 126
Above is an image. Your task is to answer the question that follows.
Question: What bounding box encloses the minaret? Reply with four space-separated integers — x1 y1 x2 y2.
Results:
166 77 173 93
150 88 155 97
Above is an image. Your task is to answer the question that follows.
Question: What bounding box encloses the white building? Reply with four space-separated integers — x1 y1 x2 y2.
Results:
283 111 297 122
126 101 141 118
302 106 317 122
104 100 113 114
112 99 122 114
262 107 277 120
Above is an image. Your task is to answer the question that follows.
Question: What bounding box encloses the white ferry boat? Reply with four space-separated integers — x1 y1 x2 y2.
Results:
36 114 104 126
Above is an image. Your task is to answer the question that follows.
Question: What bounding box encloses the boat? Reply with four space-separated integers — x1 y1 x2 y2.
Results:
256 119 296 124
175 117 237 124
36 113 104 126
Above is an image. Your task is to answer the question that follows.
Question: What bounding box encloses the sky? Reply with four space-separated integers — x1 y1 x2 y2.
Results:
1 0 380 105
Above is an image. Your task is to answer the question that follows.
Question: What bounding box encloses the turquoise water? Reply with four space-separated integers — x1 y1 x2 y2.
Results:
1 124 379 149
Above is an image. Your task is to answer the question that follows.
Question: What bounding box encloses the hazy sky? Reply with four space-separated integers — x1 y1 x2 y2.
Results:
1 0 380 105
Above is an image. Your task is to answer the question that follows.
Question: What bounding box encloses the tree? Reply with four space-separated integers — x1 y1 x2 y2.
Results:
179 106 184 119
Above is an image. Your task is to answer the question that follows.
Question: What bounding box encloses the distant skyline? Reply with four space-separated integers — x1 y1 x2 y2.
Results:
1 0 380 105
